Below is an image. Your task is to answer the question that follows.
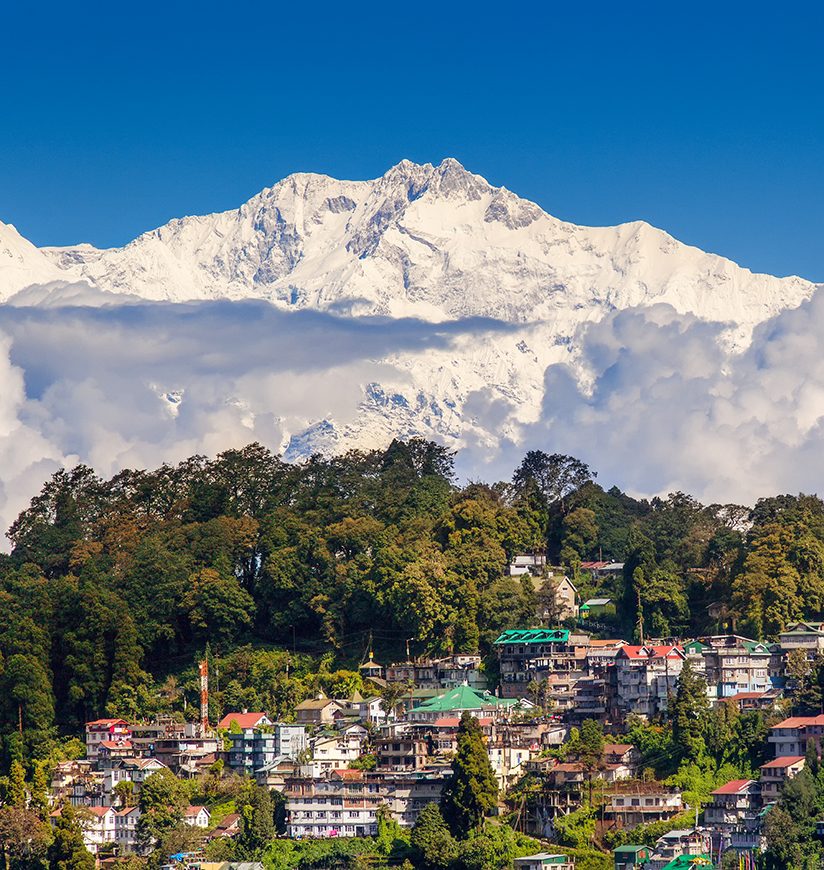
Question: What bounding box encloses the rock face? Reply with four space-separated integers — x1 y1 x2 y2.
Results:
0 158 818 458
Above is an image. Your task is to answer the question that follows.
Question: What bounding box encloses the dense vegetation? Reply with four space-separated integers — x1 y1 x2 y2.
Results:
3 439 824 772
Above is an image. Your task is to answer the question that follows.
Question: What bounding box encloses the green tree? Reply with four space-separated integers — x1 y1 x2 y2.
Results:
48 803 95 870
237 784 275 856
440 712 498 838
670 659 710 762
136 768 188 854
6 761 26 808
0 806 50 869
411 803 457 869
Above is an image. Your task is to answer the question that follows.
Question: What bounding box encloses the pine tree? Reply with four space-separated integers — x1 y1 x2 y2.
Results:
237 784 275 855
48 803 95 870
440 712 498 838
7 760 26 808
670 659 709 761
411 803 457 869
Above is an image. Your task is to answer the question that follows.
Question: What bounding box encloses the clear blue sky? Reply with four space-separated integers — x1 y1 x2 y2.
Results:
1 1 822 280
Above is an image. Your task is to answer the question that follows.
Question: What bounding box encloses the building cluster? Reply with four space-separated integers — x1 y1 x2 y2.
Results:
48 552 824 865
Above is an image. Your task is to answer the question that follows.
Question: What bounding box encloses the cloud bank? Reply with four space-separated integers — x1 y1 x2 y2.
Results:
464 295 824 505
3 290 824 543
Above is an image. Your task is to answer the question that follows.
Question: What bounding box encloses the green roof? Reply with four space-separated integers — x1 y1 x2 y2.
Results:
683 640 707 653
614 846 649 854
412 684 517 713
659 856 713 870
494 628 571 645
742 640 770 654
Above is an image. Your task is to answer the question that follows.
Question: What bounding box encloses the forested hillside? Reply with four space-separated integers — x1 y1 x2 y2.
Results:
2 438 823 772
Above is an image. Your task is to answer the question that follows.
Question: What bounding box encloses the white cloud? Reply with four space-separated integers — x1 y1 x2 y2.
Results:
462 293 824 505
4 290 824 548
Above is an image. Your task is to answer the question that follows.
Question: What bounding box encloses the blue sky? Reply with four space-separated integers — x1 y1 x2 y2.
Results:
1 1 822 280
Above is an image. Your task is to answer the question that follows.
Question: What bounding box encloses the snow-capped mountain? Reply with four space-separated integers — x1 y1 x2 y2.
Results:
28 158 813 326
0 158 819 459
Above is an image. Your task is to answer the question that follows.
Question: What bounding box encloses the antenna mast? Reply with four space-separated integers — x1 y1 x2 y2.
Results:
199 659 210 735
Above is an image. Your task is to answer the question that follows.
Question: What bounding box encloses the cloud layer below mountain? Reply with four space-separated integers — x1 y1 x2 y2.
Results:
2 289 824 543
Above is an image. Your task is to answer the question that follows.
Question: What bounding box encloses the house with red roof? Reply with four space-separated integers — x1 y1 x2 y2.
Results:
217 711 272 731
85 718 131 760
184 804 211 828
769 715 824 757
703 779 759 834
611 645 685 720
52 804 117 854
760 755 805 801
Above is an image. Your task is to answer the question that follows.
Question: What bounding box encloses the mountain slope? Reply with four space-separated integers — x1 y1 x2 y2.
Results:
0 222 68 292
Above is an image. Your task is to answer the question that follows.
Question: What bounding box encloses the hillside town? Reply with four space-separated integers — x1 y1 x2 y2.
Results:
43 558 824 869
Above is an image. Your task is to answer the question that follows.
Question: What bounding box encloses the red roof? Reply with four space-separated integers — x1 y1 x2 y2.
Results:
729 692 763 700
84 806 116 817
433 717 493 728
712 779 755 795
761 756 805 769
100 740 133 750
184 805 209 817
619 645 684 660
217 711 269 730
86 718 129 727
772 715 824 729
332 769 364 780
216 812 241 831
581 561 610 569
603 743 634 755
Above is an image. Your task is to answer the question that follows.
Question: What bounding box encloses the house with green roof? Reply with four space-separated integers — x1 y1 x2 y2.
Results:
658 856 713 870
700 635 773 699
513 853 574 870
613 845 651 870
406 684 529 723
494 628 589 700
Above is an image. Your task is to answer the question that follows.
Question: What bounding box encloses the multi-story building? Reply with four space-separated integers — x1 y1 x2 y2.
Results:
769 716 824 757
104 757 167 801
701 636 772 700
610 645 685 719
603 789 683 828
51 805 118 854
494 628 590 700
85 719 131 761
568 676 608 723
778 622 824 658
114 805 140 854
759 755 805 802
284 768 448 837
384 654 486 691
274 723 308 759
375 735 429 771
309 725 367 775
703 779 759 835
228 729 279 775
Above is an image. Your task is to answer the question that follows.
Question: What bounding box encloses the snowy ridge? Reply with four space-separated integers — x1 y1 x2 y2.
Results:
0 158 819 460
27 157 813 326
